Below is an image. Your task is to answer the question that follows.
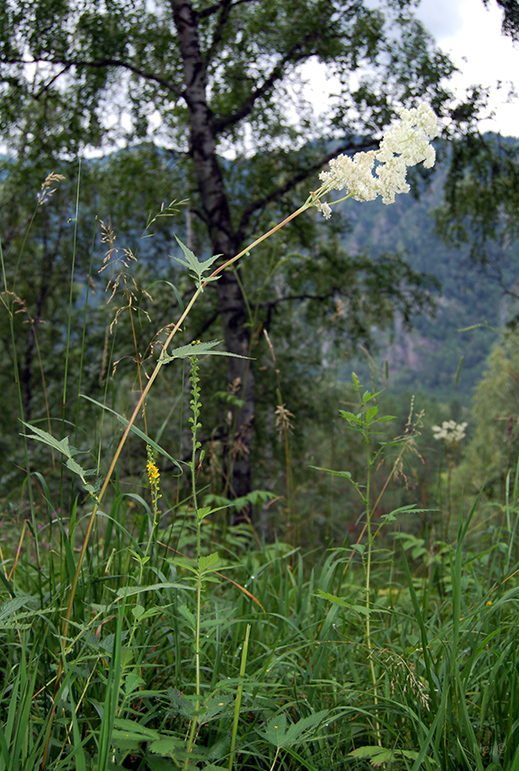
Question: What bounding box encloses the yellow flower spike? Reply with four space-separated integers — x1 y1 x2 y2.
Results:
146 447 162 523
146 459 160 485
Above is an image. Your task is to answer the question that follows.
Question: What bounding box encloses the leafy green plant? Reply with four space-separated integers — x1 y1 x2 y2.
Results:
7 105 519 771
313 373 425 746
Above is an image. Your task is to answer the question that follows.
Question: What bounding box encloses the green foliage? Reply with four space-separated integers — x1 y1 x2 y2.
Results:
2 464 519 769
0 0 465 502
172 237 221 292
20 422 101 500
436 133 519 261
1 301 519 769
484 0 519 40
1 9 518 763
0 0 455 155
455 332 519 500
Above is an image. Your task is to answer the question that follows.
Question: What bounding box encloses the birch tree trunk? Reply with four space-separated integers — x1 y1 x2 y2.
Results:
172 0 254 500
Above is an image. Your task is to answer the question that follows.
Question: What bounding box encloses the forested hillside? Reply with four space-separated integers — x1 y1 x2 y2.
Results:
2 0 519 767
340 136 518 398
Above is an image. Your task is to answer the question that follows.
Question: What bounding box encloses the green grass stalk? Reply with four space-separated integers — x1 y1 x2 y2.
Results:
228 623 251 771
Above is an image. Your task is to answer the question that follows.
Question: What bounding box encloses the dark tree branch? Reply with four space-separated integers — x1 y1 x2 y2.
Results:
236 136 377 240
212 43 309 134
203 0 233 66
2 57 184 97
34 64 73 98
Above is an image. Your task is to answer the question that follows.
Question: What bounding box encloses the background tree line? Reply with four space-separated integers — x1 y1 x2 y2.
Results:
0 0 518 532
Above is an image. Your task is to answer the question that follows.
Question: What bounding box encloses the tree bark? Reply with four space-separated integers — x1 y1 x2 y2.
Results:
172 0 254 501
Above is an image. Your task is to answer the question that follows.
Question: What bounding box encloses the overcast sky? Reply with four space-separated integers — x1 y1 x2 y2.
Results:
416 0 519 136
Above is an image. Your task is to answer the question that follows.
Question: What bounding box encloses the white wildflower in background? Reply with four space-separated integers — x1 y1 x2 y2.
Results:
313 102 440 216
432 420 468 445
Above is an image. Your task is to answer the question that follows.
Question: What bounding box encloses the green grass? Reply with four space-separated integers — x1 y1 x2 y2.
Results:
2 171 519 771
1 492 519 770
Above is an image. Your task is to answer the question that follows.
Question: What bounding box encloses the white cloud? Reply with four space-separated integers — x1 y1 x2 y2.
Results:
415 0 465 39
416 0 519 136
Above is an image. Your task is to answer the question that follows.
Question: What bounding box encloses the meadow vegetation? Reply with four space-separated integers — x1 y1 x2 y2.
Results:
2 104 519 771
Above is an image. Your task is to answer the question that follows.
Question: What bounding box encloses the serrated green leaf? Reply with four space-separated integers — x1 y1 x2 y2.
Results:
198 695 232 724
0 595 33 621
149 738 186 756
124 671 145 696
196 505 212 522
21 422 74 456
260 713 287 746
172 235 221 290
282 711 328 745
22 422 100 496
198 552 221 573
349 746 424 767
339 410 362 423
171 557 199 574
260 711 327 748
65 456 90 480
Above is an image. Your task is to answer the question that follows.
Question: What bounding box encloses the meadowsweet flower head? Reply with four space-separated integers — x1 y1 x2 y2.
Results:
375 155 410 204
432 420 468 445
376 103 439 169
313 102 439 216
318 150 378 202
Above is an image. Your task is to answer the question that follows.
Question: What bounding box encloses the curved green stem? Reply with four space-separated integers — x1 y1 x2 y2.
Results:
42 197 317 770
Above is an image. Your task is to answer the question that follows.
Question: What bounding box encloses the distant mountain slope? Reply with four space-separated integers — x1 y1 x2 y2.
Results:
339 141 516 399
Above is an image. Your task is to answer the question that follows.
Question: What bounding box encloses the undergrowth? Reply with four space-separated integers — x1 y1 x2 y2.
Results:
2 149 519 771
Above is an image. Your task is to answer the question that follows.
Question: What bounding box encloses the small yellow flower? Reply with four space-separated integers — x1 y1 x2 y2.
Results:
486 600 493 607
146 459 160 485
146 448 162 520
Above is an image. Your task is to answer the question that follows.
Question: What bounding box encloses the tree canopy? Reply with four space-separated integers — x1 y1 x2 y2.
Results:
0 0 457 502
484 0 519 40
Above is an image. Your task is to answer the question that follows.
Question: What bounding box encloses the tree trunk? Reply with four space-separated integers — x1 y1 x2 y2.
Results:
172 0 255 502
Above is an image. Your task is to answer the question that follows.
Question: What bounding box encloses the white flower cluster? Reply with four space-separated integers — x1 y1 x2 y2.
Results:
432 420 468 445
315 103 440 216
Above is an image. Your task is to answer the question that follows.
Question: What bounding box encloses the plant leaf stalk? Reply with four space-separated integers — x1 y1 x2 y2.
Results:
42 197 317 769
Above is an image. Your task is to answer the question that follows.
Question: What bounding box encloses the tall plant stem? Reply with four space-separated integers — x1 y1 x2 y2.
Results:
62 200 312 637
183 354 203 770
41 199 313 770
228 624 251 771
364 447 381 745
